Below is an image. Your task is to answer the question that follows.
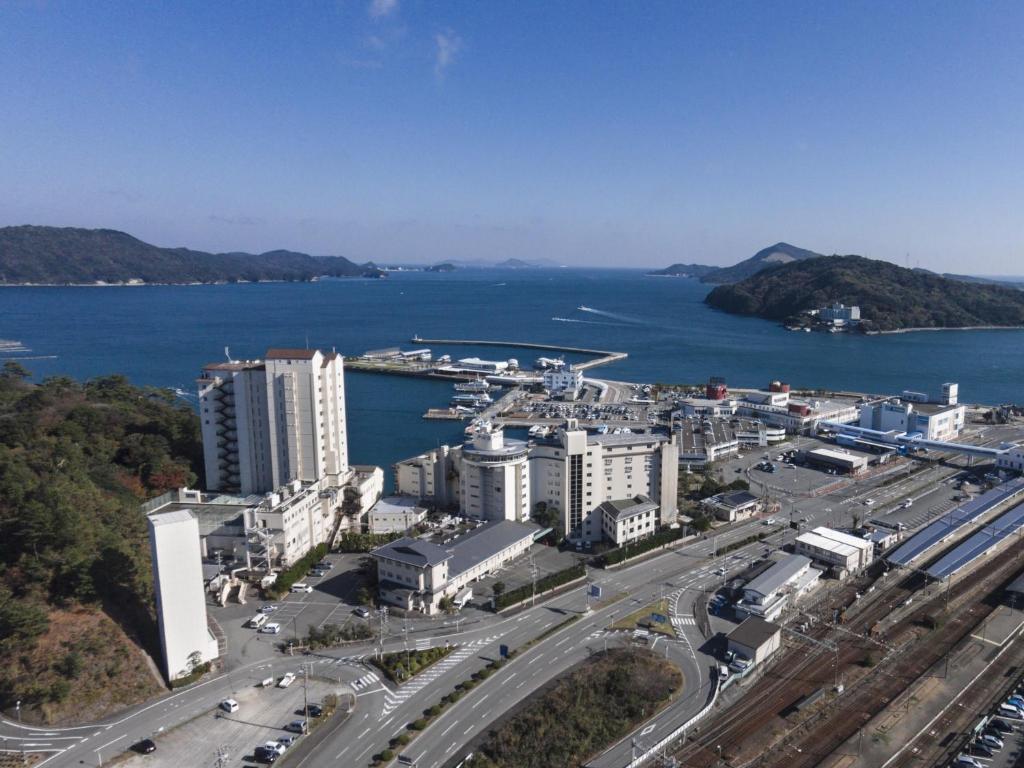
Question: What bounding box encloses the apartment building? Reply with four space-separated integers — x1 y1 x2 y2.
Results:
530 421 678 543
198 348 349 495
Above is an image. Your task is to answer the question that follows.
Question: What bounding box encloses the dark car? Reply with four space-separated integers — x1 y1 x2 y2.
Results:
970 742 994 758
989 718 1013 733
254 746 278 763
132 739 157 754
307 703 323 718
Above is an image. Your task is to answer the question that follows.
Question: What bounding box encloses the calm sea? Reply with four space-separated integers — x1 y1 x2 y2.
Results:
2 269 1022 485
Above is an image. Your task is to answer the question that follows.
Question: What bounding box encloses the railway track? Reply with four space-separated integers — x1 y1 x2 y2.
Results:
673 538 1024 768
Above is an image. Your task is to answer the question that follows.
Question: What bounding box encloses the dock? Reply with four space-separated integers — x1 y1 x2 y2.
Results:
409 337 627 371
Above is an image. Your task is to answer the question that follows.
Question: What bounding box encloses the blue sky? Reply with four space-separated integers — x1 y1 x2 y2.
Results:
1 1 1022 271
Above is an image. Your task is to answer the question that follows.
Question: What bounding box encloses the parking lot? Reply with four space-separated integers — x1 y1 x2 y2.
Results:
116 678 346 767
211 553 376 666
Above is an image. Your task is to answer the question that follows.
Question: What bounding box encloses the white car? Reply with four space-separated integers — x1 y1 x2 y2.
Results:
864 498 877 506
277 672 296 688
291 583 313 593
220 698 239 713
260 622 281 635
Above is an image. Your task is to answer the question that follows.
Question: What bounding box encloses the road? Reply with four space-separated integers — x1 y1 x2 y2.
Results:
3 427 1008 768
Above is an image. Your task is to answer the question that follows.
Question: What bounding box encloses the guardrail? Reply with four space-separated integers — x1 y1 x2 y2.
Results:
627 672 720 767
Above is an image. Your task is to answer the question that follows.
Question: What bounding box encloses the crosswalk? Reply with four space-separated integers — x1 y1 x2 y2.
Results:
381 635 500 716
351 672 380 691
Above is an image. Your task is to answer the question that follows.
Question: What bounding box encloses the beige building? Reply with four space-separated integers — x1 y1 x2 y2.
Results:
369 496 428 534
459 430 530 523
726 617 782 666
198 348 349 495
372 521 538 614
795 526 874 573
530 422 678 542
597 495 659 546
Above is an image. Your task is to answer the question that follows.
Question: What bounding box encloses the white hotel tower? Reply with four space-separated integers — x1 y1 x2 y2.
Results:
198 348 349 495
459 430 530 522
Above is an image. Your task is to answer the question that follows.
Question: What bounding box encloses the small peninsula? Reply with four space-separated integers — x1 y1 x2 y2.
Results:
0 225 384 285
704 255 1024 332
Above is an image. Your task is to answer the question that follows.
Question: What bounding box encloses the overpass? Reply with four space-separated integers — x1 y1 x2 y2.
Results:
820 421 1013 461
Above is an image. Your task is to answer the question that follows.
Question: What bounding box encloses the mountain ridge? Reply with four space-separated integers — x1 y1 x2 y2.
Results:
0 225 384 284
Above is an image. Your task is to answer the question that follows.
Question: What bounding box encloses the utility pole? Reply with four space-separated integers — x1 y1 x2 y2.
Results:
302 663 310 733
530 550 537 607
16 700 24 763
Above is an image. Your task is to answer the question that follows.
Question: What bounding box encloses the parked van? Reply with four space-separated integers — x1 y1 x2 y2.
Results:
220 698 239 713
998 702 1022 719
249 613 269 629
291 583 312 594
260 622 282 635
718 665 730 681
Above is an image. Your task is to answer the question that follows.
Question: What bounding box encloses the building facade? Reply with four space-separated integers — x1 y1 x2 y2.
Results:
198 348 349 495
543 367 584 400
530 422 679 542
148 510 220 681
369 496 428 534
858 399 966 441
598 495 659 545
459 430 530 522
795 526 874 573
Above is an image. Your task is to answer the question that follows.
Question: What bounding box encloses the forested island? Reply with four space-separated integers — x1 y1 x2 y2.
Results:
0 225 384 285
705 255 1024 332
0 364 204 722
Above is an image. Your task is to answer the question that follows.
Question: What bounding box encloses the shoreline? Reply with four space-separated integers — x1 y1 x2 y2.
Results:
0 276 381 288
867 324 1024 335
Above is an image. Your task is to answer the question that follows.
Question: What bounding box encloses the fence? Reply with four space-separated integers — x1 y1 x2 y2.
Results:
627 672 720 767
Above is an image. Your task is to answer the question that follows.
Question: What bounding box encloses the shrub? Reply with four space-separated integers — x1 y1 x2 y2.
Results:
493 563 586 610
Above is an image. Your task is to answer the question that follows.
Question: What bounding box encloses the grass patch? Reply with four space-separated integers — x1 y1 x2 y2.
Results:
465 648 682 768
369 645 456 684
610 599 675 637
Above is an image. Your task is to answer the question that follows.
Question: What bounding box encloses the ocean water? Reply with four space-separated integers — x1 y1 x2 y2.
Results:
2 269 1022 485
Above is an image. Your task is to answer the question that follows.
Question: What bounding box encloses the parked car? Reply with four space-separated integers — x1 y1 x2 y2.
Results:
277 736 297 749
291 583 313 593
131 739 157 754
729 655 751 673
286 719 307 734
969 742 994 759
980 733 1004 749
260 622 282 635
277 673 296 688
354 607 371 618
263 741 287 756
317 560 334 570
988 718 1013 733
953 755 984 768
254 746 278 764
259 604 278 614
306 703 324 718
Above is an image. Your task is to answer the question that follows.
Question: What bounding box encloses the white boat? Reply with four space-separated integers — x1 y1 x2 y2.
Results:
451 393 492 407
528 424 550 438
534 356 565 371
455 379 491 393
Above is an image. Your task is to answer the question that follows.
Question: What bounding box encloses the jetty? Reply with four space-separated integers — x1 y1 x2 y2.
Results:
408 337 627 371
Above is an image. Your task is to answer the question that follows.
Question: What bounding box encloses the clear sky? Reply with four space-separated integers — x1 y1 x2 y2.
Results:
1 1 1022 271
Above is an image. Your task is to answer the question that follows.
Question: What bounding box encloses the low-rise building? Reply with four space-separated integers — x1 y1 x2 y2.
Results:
736 554 819 622
543 367 584 400
803 447 870 475
726 617 782 666
369 495 428 534
858 399 966 441
866 528 899 554
597 495 659 545
704 490 763 522
371 520 538 614
795 526 874 573
393 445 459 509
998 445 1024 473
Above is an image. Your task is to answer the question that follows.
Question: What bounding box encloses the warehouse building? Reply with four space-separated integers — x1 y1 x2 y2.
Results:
795 526 874 574
736 554 819 622
803 447 870 475
726 617 782 667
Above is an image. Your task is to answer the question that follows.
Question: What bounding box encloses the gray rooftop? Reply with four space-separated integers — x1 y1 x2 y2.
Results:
447 520 539 578
587 432 668 448
743 555 812 599
371 496 426 515
727 616 781 650
372 537 453 568
715 490 759 508
597 495 658 522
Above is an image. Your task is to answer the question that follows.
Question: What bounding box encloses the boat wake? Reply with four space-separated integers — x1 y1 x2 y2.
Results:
575 306 646 324
552 316 627 327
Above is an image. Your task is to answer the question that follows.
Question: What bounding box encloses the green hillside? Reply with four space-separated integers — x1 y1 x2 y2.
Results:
705 255 1024 332
0 225 384 284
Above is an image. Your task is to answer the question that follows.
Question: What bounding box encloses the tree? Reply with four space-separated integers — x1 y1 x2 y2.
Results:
492 581 506 597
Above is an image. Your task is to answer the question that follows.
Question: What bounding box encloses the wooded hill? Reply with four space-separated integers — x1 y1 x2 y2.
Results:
0 364 204 722
0 225 384 284
705 255 1024 332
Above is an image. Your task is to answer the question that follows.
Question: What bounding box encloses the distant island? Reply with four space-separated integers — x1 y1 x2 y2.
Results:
0 225 384 285
648 242 824 284
705 255 1024 332
425 262 456 273
494 257 563 269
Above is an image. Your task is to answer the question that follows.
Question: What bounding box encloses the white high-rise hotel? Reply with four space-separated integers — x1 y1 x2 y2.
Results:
198 348 349 495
